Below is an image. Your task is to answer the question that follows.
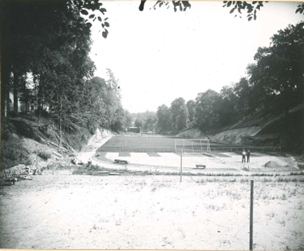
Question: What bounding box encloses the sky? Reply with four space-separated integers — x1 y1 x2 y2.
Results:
89 1 303 113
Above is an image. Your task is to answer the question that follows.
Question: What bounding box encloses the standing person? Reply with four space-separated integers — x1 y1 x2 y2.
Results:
246 149 251 163
242 149 246 163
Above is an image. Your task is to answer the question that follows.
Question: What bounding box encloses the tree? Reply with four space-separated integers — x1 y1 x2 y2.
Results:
170 97 189 131
143 115 157 132
195 90 221 131
106 68 121 100
218 85 238 126
176 103 189 131
123 110 133 130
156 104 172 133
110 106 125 132
186 100 196 124
249 22 304 116
0 0 108 119
84 74 123 132
233 77 254 115
134 118 143 129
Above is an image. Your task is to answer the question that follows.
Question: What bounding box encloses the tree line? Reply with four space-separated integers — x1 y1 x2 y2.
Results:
1 1 303 136
156 21 304 134
1 0 131 134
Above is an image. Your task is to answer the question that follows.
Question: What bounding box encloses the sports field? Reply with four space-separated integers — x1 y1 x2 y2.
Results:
94 135 296 172
97 135 251 153
97 135 275 153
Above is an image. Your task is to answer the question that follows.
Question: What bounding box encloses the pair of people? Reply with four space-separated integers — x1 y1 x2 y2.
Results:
242 149 251 163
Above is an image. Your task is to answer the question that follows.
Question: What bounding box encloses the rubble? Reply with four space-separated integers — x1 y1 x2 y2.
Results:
0 163 38 186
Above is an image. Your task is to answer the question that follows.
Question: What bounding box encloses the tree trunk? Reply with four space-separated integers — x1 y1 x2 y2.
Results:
1 83 5 118
37 84 43 122
1 64 11 118
13 69 19 114
1 71 9 118
6 87 10 115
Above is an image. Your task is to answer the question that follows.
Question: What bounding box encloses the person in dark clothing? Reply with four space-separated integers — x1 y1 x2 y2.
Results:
246 149 251 163
242 149 246 163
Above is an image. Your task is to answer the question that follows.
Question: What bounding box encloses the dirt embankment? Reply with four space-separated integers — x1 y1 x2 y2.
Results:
1 117 113 177
210 127 261 144
175 127 263 146
176 104 304 152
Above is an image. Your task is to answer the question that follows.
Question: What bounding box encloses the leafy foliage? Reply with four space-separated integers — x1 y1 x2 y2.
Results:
296 3 304 15
1 1 130 136
223 1 266 21
223 1 304 21
250 22 304 115
152 0 191 12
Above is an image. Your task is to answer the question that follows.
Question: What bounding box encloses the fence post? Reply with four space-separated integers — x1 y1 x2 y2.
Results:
180 149 183 182
250 180 254 250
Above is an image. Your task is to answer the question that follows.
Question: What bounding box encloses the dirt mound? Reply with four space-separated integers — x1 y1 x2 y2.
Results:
264 161 284 168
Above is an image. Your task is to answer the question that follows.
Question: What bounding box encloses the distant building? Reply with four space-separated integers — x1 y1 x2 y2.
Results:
128 127 140 133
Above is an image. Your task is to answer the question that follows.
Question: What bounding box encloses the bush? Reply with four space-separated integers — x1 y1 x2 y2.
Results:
11 119 41 142
38 151 51 161
1 137 31 169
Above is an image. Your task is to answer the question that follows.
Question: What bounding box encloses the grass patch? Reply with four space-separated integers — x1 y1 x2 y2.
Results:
289 171 304 176
277 178 304 182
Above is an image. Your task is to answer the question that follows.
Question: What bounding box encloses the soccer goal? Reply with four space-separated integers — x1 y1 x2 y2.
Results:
174 138 211 153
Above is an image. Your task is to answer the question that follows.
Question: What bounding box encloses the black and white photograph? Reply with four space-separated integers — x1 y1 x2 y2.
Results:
1 0 304 249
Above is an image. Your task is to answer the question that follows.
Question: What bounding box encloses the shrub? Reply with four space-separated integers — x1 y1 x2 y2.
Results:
1 137 30 169
38 151 51 161
11 119 41 142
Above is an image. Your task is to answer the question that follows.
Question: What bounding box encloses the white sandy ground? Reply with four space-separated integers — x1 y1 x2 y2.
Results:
0 175 304 250
77 136 112 164
1 134 303 249
103 152 298 172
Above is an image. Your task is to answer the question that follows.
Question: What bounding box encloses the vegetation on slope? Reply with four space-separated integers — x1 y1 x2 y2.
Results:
0 1 132 170
154 22 304 153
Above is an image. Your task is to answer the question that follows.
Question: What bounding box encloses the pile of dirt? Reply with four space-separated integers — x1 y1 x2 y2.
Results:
264 161 284 168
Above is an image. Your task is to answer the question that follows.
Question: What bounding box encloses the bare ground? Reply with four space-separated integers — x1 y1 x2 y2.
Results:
0 174 304 250
1 134 304 250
